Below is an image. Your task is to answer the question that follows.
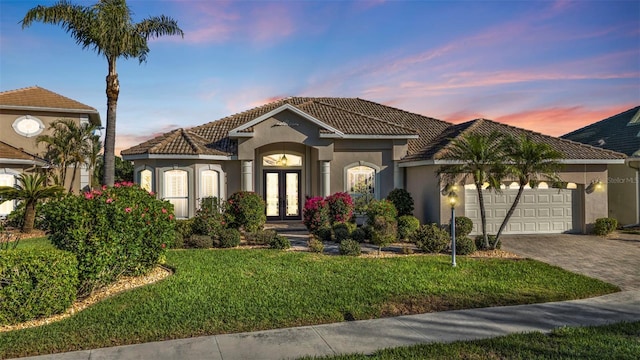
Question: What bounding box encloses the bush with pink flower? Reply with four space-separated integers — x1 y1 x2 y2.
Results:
41 182 175 296
302 196 330 234
326 192 354 224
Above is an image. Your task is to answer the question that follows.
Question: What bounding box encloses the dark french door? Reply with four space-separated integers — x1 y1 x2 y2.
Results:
264 170 301 221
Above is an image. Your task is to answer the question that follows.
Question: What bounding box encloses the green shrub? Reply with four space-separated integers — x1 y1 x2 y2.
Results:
186 235 213 249
386 188 414 216
245 229 277 245
332 222 351 243
316 226 333 242
594 218 618 236
397 215 420 241
412 223 450 253
308 237 325 253
339 239 361 256
454 216 473 237
225 191 266 233
455 236 477 255
5 202 47 231
474 234 500 250
269 235 291 250
371 215 397 253
303 197 330 234
350 227 367 243
0 249 78 325
218 228 241 248
326 192 354 224
192 197 226 238
173 219 194 249
41 183 174 297
366 199 398 226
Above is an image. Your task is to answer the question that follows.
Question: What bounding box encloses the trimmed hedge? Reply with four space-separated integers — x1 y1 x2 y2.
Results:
397 215 420 241
386 188 414 216
594 218 618 236
339 239 361 256
455 236 477 255
0 249 78 325
412 223 450 253
218 228 241 248
225 191 266 233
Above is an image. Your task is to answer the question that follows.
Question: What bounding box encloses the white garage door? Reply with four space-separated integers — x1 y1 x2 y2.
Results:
465 186 575 235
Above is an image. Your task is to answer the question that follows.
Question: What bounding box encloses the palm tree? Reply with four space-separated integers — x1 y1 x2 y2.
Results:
22 0 183 187
438 132 506 249
37 119 100 192
493 135 563 246
0 173 64 233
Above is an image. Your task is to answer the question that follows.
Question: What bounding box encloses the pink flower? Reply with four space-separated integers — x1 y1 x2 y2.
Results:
161 208 167 214
125 207 132 213
84 192 93 200
149 191 155 196
169 214 174 220
161 243 166 249
106 198 114 204
114 183 121 188
141 213 145 218
102 185 108 190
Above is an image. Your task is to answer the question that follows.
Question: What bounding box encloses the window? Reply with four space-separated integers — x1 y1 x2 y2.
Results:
140 169 153 192
263 153 302 167
346 165 376 196
200 170 219 199
164 170 188 218
0 173 16 216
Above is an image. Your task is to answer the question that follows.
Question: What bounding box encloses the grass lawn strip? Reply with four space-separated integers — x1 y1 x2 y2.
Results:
302 321 640 360
1 239 620 358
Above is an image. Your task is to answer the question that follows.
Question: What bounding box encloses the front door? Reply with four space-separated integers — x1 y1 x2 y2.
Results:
264 170 301 221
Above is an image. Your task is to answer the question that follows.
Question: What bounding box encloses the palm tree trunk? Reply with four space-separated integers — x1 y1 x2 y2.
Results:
22 201 36 233
69 163 78 193
494 185 525 248
476 182 489 249
103 57 119 187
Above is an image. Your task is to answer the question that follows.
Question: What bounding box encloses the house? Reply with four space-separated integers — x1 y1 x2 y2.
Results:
121 97 625 234
0 86 102 216
562 106 640 226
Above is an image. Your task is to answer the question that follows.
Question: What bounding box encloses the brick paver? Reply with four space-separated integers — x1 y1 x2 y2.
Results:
501 232 640 290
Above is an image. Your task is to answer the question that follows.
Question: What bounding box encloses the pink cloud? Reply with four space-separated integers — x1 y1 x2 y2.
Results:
493 104 637 136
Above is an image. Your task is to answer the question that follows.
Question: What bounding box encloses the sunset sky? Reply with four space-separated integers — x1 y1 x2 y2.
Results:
1 0 638 155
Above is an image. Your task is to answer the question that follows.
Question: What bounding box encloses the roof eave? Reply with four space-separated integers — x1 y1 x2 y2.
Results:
0 158 49 166
122 154 233 161
399 158 626 168
0 105 102 126
322 134 418 139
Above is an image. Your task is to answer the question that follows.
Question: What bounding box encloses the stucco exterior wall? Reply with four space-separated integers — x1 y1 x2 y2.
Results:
607 164 638 225
405 166 442 225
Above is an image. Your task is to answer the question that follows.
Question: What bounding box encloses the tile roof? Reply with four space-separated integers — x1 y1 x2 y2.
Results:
0 86 101 125
0 140 48 164
121 128 229 156
121 97 624 161
561 106 640 157
401 118 627 162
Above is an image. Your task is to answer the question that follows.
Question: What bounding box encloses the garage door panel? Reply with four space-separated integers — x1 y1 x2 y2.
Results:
465 188 575 235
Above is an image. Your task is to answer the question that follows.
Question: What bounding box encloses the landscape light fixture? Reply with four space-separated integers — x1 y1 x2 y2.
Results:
448 192 458 267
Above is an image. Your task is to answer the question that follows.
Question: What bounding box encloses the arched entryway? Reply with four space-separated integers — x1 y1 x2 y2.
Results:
260 145 305 221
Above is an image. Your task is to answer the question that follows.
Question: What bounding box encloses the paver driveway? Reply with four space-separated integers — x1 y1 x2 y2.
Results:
501 232 640 291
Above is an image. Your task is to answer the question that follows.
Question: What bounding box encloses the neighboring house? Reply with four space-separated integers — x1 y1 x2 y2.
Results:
122 97 625 234
562 106 640 226
0 86 102 216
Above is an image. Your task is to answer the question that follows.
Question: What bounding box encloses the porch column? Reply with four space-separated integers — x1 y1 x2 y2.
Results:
393 161 404 189
321 160 331 197
241 160 253 192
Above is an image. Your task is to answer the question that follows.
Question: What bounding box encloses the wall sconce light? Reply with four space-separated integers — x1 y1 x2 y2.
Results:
585 180 605 194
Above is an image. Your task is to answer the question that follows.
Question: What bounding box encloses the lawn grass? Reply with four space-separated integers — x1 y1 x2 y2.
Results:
0 248 619 358
13 236 54 250
302 321 640 360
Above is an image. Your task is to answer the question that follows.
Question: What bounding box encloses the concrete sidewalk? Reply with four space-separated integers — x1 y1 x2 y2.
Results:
15 290 640 360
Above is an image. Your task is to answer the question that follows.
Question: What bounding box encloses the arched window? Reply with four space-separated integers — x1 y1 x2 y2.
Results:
140 169 153 192
200 169 220 199
164 170 188 218
0 173 16 216
344 162 380 200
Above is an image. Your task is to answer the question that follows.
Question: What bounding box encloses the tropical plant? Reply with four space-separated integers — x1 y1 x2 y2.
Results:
494 135 563 247
438 132 506 249
225 191 266 232
36 119 100 192
22 0 184 186
93 156 134 187
0 173 64 233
